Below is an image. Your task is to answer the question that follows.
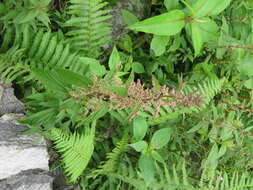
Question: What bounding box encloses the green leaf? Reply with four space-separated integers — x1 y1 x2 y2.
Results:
132 62 145 73
55 69 92 89
151 128 173 149
244 78 253 89
121 9 139 26
128 10 185 36
14 10 38 24
208 0 232 16
164 0 179 11
138 153 155 185
151 35 170 56
129 141 148 152
82 103 109 126
119 34 133 53
32 69 68 95
198 18 219 43
36 11 50 27
187 122 202 133
51 122 95 182
82 57 106 77
238 58 253 76
193 0 232 18
204 143 219 173
109 46 121 71
151 150 165 163
191 22 202 57
133 116 148 140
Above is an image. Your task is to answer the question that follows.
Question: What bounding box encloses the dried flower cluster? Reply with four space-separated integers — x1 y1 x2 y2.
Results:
70 77 203 119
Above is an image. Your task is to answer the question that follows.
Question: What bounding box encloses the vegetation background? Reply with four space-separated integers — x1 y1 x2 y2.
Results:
1 0 253 189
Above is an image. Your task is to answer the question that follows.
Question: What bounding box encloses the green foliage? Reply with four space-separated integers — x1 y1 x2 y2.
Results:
92 136 129 176
0 26 91 83
1 0 253 189
64 0 112 58
51 122 96 183
128 10 185 36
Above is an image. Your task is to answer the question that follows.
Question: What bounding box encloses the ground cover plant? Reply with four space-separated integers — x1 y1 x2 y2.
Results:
1 0 253 189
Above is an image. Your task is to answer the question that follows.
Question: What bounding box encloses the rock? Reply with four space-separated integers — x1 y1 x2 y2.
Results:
0 169 53 190
109 0 151 40
53 169 74 190
0 114 52 190
0 114 49 179
0 82 24 116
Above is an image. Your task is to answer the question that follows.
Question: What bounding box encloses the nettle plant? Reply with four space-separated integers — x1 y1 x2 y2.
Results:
1 0 253 189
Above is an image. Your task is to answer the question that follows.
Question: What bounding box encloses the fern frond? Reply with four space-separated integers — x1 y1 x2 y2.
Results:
103 158 253 190
51 122 96 183
0 26 15 52
0 27 90 82
0 46 30 83
65 0 112 58
199 171 253 190
92 137 129 177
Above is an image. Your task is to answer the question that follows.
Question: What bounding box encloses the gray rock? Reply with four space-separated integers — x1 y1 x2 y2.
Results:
0 169 53 190
53 169 74 190
109 0 151 40
0 82 24 116
0 114 49 180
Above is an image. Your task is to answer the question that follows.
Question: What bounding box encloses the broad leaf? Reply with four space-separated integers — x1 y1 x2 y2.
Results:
244 78 253 89
32 69 68 95
55 69 92 89
129 141 148 152
198 18 219 43
238 58 253 76
128 10 185 36
151 128 173 149
121 9 139 25
133 116 148 140
132 62 145 73
138 153 155 185
164 0 179 11
151 150 165 163
193 0 232 18
109 46 121 71
151 35 170 56
191 22 202 57
80 57 106 77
